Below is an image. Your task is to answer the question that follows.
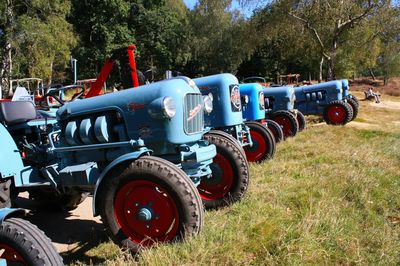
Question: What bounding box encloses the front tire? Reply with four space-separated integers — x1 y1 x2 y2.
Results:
269 110 299 139
98 156 204 252
201 131 249 209
0 217 63 266
349 94 359 106
346 97 359 121
244 121 276 162
323 100 353 125
295 111 306 131
265 119 284 143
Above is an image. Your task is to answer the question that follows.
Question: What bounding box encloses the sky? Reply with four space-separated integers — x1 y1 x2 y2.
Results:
183 0 264 17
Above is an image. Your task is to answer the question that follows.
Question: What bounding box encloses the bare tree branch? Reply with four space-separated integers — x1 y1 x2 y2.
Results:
289 12 331 59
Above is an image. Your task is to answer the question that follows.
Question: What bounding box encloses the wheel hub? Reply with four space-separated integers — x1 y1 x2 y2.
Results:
0 244 26 264
198 153 234 200
244 130 267 162
137 207 153 222
273 115 293 137
327 105 346 124
114 180 180 245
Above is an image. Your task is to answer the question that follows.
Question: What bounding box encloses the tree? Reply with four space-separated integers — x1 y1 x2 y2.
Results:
131 0 191 79
286 0 389 80
0 0 14 96
70 0 136 81
183 0 256 77
0 0 76 96
376 5 400 85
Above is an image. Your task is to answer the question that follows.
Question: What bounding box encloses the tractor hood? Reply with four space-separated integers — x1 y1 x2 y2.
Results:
341 79 349 97
195 73 244 128
57 78 206 148
239 83 265 121
263 86 296 111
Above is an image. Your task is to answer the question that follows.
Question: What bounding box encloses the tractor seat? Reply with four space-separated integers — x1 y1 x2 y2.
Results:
0 101 37 126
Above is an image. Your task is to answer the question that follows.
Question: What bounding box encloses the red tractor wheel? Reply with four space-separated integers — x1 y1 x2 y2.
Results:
98 156 204 252
265 119 284 143
244 121 276 162
0 217 63 266
269 110 299 139
295 111 306 131
201 130 249 209
323 100 353 125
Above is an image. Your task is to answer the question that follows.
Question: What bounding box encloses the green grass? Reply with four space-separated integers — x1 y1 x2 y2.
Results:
65 93 400 265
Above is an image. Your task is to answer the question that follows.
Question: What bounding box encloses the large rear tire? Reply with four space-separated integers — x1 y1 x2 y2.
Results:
0 217 63 266
201 131 249 209
323 100 353 125
98 156 204 252
269 110 299 139
265 119 284 143
244 121 276 162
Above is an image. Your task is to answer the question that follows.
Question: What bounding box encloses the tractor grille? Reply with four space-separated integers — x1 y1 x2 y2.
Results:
184 93 204 134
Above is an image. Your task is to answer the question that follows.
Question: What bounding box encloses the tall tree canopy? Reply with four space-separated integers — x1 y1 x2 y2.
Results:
182 0 256 77
0 0 75 95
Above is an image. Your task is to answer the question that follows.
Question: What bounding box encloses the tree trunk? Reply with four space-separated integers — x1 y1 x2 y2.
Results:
384 75 389 86
327 38 338 81
49 61 53 85
318 56 324 83
368 68 376 80
0 0 14 98
327 58 335 81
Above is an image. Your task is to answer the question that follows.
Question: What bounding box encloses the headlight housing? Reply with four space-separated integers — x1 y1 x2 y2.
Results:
148 96 176 119
203 93 213 114
241 95 249 105
258 92 265 110
291 93 296 104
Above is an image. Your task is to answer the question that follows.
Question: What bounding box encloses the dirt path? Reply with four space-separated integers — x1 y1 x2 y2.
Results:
17 193 106 254
369 100 400 110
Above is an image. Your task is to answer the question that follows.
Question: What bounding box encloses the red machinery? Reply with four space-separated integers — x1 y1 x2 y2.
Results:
85 45 140 98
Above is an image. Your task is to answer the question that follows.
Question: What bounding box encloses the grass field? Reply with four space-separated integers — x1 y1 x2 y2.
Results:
66 92 400 265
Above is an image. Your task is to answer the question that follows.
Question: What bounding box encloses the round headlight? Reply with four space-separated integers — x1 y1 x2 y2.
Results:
259 92 265 110
203 95 213 114
163 97 176 118
241 95 249 105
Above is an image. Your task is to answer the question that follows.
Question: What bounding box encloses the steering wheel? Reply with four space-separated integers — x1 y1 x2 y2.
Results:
61 84 85 101
38 84 85 108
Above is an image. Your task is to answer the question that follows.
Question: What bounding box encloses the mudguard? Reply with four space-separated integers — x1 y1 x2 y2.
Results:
0 124 24 180
92 149 151 216
0 208 25 224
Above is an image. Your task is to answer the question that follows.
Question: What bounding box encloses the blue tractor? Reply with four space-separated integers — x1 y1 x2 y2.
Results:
239 83 276 161
294 80 353 125
194 74 276 163
0 77 218 252
262 86 306 139
0 208 63 265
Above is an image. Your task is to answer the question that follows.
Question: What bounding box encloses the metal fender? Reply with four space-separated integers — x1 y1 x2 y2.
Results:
92 149 151 216
0 124 24 181
0 208 25 224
